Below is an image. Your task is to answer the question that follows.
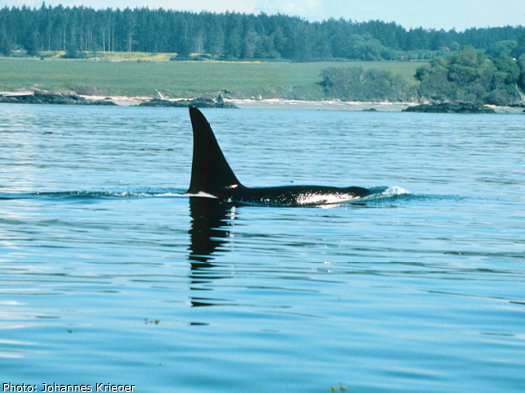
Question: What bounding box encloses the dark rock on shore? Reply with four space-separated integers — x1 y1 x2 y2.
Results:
0 91 116 106
403 102 495 114
509 103 525 113
0 91 236 108
139 97 237 108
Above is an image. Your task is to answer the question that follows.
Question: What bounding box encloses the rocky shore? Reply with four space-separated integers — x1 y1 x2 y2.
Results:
139 96 236 108
0 90 117 106
402 102 496 114
0 90 237 108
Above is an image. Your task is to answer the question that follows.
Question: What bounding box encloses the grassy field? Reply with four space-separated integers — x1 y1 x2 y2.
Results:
0 55 426 99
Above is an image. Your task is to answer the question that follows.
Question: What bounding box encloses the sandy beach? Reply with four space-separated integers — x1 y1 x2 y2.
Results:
228 98 415 111
72 93 415 111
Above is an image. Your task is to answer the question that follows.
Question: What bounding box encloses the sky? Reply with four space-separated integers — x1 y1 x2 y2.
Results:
0 0 524 31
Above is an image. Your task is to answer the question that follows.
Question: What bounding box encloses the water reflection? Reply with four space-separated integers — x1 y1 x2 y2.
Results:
187 197 236 307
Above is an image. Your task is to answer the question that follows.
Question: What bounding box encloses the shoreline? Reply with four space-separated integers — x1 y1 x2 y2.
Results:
77 94 416 111
1 90 523 113
65 95 525 113
229 98 414 112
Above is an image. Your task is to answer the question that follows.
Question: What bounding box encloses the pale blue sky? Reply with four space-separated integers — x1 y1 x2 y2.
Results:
0 0 523 31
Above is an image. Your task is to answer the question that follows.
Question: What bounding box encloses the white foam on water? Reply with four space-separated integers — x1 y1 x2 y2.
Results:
381 185 411 197
359 185 411 201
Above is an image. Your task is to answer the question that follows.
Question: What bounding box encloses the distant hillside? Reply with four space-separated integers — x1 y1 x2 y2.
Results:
1 5 524 61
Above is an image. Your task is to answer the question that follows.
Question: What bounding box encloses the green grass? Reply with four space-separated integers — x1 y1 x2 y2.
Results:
0 56 426 99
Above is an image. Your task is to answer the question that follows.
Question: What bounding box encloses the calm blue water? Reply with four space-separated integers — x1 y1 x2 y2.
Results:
0 104 524 393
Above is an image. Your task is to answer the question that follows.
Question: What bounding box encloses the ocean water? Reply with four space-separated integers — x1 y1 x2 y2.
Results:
0 104 524 393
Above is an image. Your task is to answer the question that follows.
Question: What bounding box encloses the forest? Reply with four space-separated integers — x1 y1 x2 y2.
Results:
1 4 525 61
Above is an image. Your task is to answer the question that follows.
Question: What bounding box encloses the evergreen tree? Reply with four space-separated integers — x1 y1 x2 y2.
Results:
517 54 525 92
24 29 40 56
512 32 525 58
0 24 10 55
0 5 523 61
486 40 517 58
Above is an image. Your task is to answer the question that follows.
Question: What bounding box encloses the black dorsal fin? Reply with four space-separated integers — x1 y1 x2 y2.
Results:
187 106 241 194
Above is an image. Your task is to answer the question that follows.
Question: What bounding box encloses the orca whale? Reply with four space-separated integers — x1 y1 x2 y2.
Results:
186 106 371 206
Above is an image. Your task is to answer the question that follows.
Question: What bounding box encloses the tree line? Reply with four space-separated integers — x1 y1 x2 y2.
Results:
319 44 525 104
1 4 524 60
415 45 525 105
